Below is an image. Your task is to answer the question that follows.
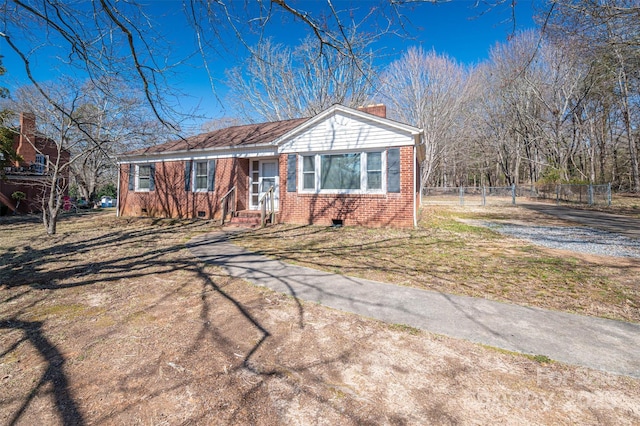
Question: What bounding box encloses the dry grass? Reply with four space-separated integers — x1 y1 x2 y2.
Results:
1 210 639 425
234 205 640 323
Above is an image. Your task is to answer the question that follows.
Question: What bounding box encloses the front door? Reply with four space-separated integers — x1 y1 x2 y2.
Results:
250 159 279 210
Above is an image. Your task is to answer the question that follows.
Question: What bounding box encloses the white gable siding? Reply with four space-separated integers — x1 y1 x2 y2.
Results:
278 111 415 154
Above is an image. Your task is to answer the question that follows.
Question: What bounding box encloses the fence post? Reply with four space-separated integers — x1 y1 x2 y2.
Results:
512 184 516 205
608 182 612 206
588 184 594 205
556 184 560 205
482 186 486 206
459 186 464 206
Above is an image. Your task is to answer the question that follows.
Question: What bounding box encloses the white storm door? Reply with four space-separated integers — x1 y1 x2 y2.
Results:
259 160 279 210
250 160 279 210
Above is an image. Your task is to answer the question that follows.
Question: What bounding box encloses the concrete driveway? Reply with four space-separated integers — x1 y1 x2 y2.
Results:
188 232 640 378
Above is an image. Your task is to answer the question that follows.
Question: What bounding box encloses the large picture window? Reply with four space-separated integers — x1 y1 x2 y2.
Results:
321 154 361 190
300 151 386 193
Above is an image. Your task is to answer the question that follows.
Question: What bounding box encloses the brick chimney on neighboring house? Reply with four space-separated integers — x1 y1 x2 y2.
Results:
16 112 37 165
357 104 387 119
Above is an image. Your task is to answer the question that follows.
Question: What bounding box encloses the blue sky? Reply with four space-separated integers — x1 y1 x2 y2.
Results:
1 0 541 131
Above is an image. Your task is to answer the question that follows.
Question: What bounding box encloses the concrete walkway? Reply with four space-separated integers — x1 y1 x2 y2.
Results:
188 233 640 378
522 203 640 239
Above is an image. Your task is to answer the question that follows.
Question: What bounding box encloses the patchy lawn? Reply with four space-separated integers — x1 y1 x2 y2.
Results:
1 211 639 425
234 205 640 323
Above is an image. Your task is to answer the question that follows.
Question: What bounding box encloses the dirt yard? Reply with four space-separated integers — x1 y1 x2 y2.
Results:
1 209 639 425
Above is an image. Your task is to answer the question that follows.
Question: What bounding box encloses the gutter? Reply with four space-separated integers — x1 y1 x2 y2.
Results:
116 142 278 164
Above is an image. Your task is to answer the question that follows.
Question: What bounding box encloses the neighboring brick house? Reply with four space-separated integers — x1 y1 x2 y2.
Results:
117 104 424 227
0 113 70 214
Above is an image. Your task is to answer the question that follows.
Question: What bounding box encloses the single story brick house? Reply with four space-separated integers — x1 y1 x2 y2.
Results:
117 104 424 227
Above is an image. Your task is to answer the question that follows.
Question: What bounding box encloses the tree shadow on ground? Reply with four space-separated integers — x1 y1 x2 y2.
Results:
0 319 84 426
1 216 390 423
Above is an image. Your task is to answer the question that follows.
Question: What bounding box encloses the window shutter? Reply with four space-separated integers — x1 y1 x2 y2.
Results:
387 148 401 193
207 160 216 192
184 160 192 192
287 154 297 192
149 163 156 191
128 164 134 190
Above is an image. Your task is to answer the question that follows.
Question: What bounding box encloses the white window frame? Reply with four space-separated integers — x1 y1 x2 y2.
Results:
193 160 209 192
298 150 386 194
302 155 316 191
366 151 383 191
135 164 151 192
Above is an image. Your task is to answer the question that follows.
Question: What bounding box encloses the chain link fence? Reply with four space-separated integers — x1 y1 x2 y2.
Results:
421 184 612 207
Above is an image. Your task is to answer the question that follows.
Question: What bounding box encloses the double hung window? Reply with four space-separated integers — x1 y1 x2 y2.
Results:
194 161 208 191
129 163 155 192
137 165 151 190
302 155 316 190
185 159 215 192
366 152 382 190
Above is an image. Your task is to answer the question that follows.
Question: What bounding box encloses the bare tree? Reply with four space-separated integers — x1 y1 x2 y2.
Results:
381 47 468 187
227 36 377 121
2 82 79 234
545 0 640 191
3 79 160 234
466 30 597 187
67 80 164 202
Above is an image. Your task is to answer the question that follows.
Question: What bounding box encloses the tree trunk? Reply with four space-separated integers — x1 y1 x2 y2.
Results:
42 172 62 236
616 56 640 192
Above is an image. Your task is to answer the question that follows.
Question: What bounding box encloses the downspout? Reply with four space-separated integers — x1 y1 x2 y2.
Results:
413 144 417 228
116 162 121 217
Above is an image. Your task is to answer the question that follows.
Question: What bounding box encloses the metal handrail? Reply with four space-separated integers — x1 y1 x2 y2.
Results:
220 186 236 225
259 185 275 227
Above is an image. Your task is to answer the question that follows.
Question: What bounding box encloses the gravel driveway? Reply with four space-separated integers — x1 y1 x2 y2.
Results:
484 222 640 258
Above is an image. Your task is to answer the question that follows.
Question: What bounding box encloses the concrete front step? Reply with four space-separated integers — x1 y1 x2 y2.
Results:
230 217 260 225
227 210 262 228
226 210 278 228
235 210 262 219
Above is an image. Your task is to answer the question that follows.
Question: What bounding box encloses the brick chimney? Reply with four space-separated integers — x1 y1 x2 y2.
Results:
357 104 386 119
16 112 37 165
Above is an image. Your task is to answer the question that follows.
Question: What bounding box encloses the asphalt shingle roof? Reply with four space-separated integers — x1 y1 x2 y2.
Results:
124 117 309 156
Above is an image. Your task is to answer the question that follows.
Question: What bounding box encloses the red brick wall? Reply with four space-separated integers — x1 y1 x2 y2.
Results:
118 150 418 228
15 113 36 165
118 158 248 219
0 179 48 214
357 104 387 119
1 132 71 215
278 146 416 228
